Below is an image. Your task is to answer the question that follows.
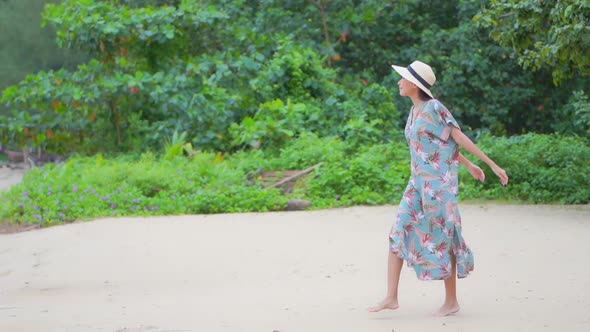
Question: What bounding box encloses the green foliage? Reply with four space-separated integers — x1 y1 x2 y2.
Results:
269 132 347 169
380 0 590 137
163 130 193 160
231 133 410 208
0 152 287 225
1 0 233 152
0 59 231 152
336 82 401 146
475 0 590 85
305 142 410 208
0 0 87 114
5 0 590 153
460 133 590 204
5 0 590 147
251 42 335 102
230 99 305 150
2 0 404 154
43 0 227 59
411 21 536 135
2 133 589 227
555 91 590 139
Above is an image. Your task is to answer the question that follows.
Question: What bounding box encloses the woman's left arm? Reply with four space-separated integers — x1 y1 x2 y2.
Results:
451 127 509 185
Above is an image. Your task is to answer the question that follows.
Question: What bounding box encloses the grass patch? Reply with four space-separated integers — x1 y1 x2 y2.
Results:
2 133 588 228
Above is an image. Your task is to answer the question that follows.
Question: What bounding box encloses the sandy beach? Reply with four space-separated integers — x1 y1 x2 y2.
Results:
1 200 589 332
1 166 590 331
0 165 26 192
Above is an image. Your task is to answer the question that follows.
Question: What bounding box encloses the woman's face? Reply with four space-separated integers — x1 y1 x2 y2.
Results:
398 78 418 97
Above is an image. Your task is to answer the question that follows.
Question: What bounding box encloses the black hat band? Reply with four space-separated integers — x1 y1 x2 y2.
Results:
407 65 431 89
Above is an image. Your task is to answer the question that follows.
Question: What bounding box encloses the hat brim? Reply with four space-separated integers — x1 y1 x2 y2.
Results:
392 65 434 98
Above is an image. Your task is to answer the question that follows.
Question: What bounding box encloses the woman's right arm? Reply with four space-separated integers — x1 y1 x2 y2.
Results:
458 152 485 182
451 127 509 185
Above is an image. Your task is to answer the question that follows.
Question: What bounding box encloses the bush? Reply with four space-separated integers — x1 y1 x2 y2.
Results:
306 142 410 207
0 152 287 226
229 99 306 151
0 134 412 226
2 133 588 228
460 133 590 204
555 90 590 139
270 132 348 169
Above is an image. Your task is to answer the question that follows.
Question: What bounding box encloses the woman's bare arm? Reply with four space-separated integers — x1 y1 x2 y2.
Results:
451 127 509 185
457 152 472 167
457 152 485 182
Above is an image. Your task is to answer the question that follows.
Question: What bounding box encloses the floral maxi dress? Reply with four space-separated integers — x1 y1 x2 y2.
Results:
389 99 474 280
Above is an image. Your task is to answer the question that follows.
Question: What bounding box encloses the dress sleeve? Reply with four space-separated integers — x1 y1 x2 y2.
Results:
421 100 460 142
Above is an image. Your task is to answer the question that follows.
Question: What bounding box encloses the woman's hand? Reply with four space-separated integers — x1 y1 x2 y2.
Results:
491 165 509 186
467 163 485 182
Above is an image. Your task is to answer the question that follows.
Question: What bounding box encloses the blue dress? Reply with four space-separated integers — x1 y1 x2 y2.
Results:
389 99 475 280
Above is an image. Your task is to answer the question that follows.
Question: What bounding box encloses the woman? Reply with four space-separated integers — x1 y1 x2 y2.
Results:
369 60 509 316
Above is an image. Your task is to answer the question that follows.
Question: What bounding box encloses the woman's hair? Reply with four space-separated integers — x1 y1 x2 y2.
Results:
418 89 433 101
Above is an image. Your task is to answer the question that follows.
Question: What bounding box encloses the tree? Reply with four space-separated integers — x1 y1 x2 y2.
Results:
0 0 86 108
3 0 588 154
1 0 399 153
1 0 231 152
475 0 590 85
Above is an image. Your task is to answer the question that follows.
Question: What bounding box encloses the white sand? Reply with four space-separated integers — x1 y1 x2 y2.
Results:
0 165 26 191
1 204 590 332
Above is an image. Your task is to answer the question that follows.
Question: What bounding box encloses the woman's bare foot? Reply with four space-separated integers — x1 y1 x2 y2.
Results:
368 297 400 312
435 302 460 316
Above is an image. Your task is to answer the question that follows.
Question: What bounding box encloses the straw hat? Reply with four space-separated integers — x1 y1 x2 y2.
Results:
392 60 436 98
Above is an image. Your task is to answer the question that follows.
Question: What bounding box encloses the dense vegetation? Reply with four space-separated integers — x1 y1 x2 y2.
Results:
1 0 589 227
